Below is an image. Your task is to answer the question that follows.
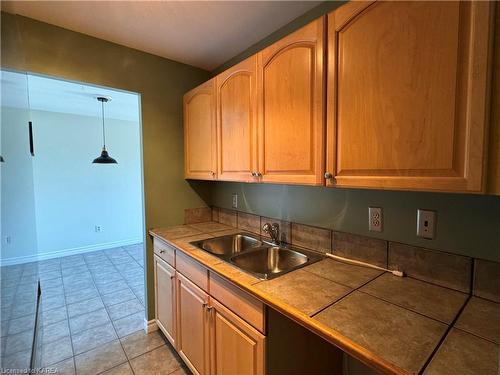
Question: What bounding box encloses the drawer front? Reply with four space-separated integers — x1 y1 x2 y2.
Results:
176 250 209 292
153 238 175 266
209 271 265 333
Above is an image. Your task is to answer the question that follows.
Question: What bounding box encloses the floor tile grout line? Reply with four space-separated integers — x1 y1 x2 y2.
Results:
58 253 78 367
82 254 119 343
103 248 146 317
2 246 146 371
70 248 127 374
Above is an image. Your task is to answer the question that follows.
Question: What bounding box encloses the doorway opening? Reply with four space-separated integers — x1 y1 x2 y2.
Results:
1 70 146 369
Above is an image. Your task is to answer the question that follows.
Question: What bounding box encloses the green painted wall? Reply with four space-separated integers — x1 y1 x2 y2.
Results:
1 12 211 320
209 2 500 263
211 1 346 76
211 182 500 262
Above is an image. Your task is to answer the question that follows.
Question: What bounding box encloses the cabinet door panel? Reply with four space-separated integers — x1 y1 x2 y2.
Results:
177 272 210 375
217 57 258 182
184 79 217 180
154 255 176 346
327 1 493 192
258 18 325 185
210 298 265 375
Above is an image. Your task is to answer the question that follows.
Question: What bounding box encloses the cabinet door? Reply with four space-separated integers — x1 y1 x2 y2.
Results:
184 79 217 180
154 255 176 347
176 272 210 375
326 1 493 192
216 56 258 182
257 18 325 185
210 298 265 375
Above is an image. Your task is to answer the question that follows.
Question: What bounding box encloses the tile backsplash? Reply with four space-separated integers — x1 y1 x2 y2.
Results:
291 223 332 253
473 260 500 303
388 243 472 293
333 232 388 268
185 206 499 297
184 207 212 224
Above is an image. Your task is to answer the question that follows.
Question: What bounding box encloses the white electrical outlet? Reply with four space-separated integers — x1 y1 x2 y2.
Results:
95 225 102 233
232 194 238 209
417 209 436 239
368 207 383 232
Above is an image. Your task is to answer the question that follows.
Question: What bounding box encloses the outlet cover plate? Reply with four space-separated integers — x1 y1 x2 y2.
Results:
368 207 383 232
417 209 436 239
232 194 238 209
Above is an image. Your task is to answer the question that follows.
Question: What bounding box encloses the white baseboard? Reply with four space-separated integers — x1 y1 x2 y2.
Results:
0 238 142 266
144 318 158 333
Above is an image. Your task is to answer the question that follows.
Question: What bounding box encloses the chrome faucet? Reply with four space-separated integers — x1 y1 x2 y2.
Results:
262 222 280 245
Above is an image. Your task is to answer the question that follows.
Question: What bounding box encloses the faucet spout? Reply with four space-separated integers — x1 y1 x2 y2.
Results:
262 222 280 245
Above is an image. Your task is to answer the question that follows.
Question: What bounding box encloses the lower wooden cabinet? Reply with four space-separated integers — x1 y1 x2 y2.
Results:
176 272 210 375
154 248 266 375
154 255 176 346
210 297 265 375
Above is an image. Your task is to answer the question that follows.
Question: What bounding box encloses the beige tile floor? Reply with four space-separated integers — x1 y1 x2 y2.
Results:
1 244 190 374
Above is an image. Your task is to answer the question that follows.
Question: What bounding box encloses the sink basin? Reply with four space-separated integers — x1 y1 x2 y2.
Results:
229 246 322 280
191 233 324 280
191 233 262 256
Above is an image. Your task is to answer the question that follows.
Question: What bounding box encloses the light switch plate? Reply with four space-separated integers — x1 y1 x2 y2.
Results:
417 209 436 239
232 194 238 209
368 207 383 232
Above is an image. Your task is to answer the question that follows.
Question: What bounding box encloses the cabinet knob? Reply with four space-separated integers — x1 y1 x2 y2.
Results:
159 250 165 254
251 172 257 177
256 172 262 177
324 172 333 179
210 171 216 178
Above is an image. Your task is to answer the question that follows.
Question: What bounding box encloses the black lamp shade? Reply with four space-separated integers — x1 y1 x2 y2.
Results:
93 148 117 164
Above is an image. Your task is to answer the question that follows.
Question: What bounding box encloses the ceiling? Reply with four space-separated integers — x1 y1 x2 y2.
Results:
1 71 140 122
1 1 321 71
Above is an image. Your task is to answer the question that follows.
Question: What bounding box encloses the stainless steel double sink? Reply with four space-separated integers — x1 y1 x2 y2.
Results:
190 233 323 280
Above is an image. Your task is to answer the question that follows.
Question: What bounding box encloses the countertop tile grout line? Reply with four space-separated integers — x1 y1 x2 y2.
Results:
452 325 500 346
310 272 386 318
417 294 472 375
355 289 454 327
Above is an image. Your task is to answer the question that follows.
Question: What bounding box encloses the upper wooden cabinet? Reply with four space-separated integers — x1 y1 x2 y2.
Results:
257 18 325 185
184 79 217 180
216 57 259 182
326 1 494 192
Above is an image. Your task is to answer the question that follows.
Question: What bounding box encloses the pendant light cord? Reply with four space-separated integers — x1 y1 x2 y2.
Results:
101 99 106 149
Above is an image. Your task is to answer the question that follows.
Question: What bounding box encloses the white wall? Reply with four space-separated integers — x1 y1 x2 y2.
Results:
1 106 39 263
30 109 143 260
1 106 143 265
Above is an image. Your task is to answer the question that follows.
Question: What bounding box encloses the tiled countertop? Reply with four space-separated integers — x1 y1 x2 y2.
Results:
149 222 500 375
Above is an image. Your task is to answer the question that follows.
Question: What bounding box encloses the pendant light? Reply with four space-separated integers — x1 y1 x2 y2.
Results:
93 96 117 164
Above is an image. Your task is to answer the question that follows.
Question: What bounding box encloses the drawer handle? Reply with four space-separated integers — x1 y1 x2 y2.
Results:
159 250 165 254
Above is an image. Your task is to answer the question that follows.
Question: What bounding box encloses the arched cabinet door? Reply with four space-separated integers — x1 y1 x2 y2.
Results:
184 79 217 180
257 18 325 186
216 56 258 182
326 1 494 192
